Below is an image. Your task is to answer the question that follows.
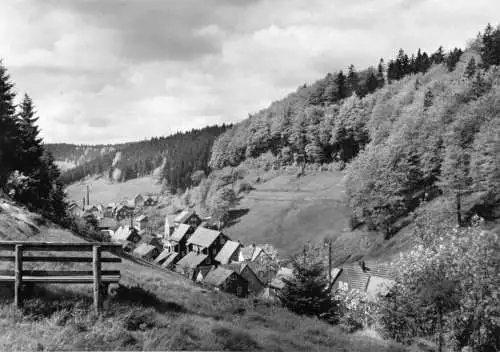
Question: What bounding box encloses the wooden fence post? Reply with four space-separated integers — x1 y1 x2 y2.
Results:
14 244 23 308
93 245 102 314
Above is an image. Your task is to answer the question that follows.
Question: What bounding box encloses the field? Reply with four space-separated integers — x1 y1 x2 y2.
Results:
0 198 405 351
65 175 163 206
224 170 389 261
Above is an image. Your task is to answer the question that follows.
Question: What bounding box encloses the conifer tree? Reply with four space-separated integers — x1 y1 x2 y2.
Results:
17 93 43 174
334 71 348 100
347 64 359 96
377 58 385 88
278 260 338 324
464 57 477 79
0 60 19 188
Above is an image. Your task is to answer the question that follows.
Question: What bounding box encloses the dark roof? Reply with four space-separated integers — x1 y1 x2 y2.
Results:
154 249 172 264
170 224 192 242
133 243 157 257
203 267 236 287
175 252 208 270
162 252 180 268
187 227 222 248
215 240 241 264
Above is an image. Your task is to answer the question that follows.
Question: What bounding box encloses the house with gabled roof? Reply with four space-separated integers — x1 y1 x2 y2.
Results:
134 214 149 231
104 202 117 218
167 224 195 256
175 252 213 279
115 204 134 221
143 195 158 207
331 261 396 302
187 227 229 259
161 252 180 269
67 202 80 217
239 244 269 263
134 194 145 208
174 210 201 228
133 243 160 260
203 267 249 297
260 267 294 300
112 225 141 244
223 262 264 295
215 240 242 265
97 218 118 231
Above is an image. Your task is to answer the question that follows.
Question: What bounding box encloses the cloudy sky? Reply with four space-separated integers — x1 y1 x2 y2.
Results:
1 0 499 144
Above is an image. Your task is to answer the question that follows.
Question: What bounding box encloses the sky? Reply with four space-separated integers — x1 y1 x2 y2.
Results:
1 0 499 144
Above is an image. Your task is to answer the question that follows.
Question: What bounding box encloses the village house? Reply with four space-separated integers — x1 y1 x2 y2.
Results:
83 204 104 219
223 262 264 295
133 243 160 261
203 267 249 298
187 227 229 259
134 194 145 208
103 203 116 218
194 265 216 282
112 225 141 244
115 204 134 221
175 252 213 279
67 202 80 217
134 215 149 232
239 244 268 263
215 240 242 265
174 209 202 228
143 195 158 207
330 261 396 302
261 267 294 300
161 252 181 269
166 224 195 256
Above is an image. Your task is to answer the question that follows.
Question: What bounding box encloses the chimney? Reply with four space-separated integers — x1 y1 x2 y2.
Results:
359 261 368 272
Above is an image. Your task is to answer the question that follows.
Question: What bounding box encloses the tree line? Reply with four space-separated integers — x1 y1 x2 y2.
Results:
0 60 66 222
58 125 231 191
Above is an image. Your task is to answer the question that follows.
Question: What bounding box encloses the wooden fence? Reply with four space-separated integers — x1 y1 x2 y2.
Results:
0 241 122 313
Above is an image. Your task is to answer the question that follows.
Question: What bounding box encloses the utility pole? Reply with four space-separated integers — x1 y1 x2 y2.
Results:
328 239 332 285
86 184 90 206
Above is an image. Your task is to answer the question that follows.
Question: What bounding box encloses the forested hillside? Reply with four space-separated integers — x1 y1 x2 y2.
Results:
209 23 500 238
54 125 231 190
45 143 119 170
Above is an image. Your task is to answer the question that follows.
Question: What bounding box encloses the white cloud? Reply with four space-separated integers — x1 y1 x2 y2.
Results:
0 0 499 144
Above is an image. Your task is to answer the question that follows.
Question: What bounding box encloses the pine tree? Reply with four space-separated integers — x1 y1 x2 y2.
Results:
0 60 19 188
438 145 472 226
334 71 348 100
377 58 385 88
464 57 477 79
347 64 359 96
278 260 338 324
364 71 379 95
17 93 44 174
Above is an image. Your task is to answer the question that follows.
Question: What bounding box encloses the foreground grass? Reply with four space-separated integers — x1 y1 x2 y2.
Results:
0 282 406 351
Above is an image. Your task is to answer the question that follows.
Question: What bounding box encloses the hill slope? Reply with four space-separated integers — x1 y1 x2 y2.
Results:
0 197 404 351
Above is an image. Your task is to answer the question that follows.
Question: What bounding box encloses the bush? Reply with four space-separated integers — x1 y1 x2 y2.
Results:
238 181 254 194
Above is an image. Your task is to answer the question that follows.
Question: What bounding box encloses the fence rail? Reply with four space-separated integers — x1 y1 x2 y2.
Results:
0 241 122 313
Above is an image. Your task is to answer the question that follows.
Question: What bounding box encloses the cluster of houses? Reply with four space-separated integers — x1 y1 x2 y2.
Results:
68 193 396 302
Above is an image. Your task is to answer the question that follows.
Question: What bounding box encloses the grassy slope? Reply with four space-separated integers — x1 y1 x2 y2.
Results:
65 175 163 206
0 198 404 351
225 170 389 261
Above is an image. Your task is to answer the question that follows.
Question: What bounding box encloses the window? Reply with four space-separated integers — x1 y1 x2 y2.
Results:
339 281 349 291
237 286 243 297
